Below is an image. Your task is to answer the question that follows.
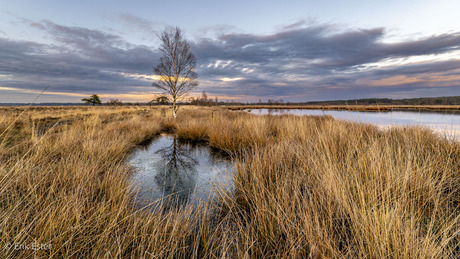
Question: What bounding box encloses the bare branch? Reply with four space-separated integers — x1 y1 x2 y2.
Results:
152 27 198 118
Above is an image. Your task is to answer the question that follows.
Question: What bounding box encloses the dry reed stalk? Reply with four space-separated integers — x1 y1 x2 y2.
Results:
0 106 458 258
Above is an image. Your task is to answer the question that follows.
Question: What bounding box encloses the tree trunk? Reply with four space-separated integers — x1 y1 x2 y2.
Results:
172 97 177 118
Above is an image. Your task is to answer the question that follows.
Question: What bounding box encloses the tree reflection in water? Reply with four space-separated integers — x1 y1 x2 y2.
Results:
154 136 198 208
129 134 233 211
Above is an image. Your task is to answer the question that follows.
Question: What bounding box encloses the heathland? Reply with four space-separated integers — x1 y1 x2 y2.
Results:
0 106 459 258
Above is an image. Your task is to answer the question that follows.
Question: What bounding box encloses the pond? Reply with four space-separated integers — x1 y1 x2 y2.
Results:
248 109 460 140
128 134 233 210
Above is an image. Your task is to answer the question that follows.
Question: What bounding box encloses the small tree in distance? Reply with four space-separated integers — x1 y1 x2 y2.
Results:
107 99 122 106
81 94 102 105
152 26 198 118
156 95 169 104
190 91 219 106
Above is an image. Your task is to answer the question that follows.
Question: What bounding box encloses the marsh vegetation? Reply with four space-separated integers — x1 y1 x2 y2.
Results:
248 108 460 140
0 106 459 258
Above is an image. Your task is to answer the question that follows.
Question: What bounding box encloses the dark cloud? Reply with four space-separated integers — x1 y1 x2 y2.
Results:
371 59 460 76
38 20 124 46
192 24 460 100
1 19 459 102
31 20 158 71
194 25 460 71
383 34 460 56
0 21 160 100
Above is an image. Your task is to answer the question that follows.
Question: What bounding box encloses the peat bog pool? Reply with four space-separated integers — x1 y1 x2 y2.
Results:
248 109 460 140
128 134 233 210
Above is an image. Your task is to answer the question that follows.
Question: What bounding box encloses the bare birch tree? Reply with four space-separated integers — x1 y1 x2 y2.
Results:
152 27 198 118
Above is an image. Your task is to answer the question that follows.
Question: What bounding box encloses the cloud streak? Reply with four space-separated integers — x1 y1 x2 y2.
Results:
0 18 459 102
193 24 460 100
0 20 162 102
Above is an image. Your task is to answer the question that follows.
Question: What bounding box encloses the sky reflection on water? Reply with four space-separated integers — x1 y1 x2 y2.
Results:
249 109 460 140
128 135 232 210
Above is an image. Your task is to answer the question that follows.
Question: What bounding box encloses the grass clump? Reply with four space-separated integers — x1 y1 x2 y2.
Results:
0 106 458 258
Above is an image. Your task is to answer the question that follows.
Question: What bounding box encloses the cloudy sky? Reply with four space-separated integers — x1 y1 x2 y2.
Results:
1 0 460 103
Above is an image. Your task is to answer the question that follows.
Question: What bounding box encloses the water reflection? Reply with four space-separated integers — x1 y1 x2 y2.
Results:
129 134 232 210
154 137 199 208
248 109 460 140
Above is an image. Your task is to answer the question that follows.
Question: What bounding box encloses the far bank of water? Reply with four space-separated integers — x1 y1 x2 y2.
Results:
248 109 460 140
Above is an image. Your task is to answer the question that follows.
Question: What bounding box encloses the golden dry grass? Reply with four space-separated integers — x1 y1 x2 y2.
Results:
0 106 459 258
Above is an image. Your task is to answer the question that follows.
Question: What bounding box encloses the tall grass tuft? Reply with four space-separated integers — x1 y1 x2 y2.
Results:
0 106 458 258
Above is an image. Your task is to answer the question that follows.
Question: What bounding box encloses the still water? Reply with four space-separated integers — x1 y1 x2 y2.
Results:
249 109 460 139
128 134 233 210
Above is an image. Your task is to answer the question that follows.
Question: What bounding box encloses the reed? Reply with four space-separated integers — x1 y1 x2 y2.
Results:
0 106 458 258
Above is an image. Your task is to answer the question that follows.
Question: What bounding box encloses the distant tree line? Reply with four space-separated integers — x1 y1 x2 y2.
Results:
190 91 219 106
223 96 460 106
107 99 123 106
76 95 460 107
301 96 460 106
